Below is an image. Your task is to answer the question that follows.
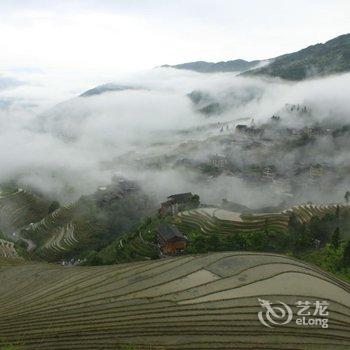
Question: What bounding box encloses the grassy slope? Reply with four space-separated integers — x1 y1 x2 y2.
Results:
0 252 349 350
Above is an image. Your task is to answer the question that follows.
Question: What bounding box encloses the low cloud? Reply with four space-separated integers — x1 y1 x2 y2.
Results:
0 68 350 207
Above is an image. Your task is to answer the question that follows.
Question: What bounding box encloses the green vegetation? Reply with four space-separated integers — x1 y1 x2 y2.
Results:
2 183 350 285
297 242 350 282
0 182 153 263
48 200 60 214
173 205 350 282
81 204 350 284
181 210 290 254
186 229 290 255
13 240 30 260
0 188 50 231
245 33 350 80
168 34 350 80
84 216 160 265
0 341 22 350
199 163 221 176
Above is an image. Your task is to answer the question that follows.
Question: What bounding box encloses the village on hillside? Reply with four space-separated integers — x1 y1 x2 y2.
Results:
2 101 350 270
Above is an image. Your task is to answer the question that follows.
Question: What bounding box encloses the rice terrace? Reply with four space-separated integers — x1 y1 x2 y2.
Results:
0 252 350 349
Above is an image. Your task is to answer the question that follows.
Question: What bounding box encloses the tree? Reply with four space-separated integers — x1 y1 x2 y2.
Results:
331 227 340 249
207 233 221 251
191 235 207 253
343 240 350 266
345 191 350 204
85 251 103 266
264 218 269 235
308 214 335 245
289 213 301 232
190 194 200 208
48 200 60 214
336 205 340 219
233 233 248 250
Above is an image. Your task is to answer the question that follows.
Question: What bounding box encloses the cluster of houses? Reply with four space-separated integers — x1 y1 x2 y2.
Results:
159 192 199 216
58 257 86 266
235 124 264 138
262 166 276 180
294 163 330 180
284 103 309 114
205 152 331 196
235 122 331 140
208 147 330 183
262 163 328 181
211 154 228 169
153 161 331 257
287 127 331 137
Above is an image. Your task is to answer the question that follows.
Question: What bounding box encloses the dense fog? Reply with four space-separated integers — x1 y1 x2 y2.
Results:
1 67 350 207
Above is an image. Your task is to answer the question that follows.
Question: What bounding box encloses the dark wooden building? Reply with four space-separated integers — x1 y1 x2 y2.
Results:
157 223 187 255
159 192 197 216
235 124 264 137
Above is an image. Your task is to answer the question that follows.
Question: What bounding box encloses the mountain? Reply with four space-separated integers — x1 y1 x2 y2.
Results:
162 59 261 73
187 84 264 116
164 33 350 80
245 33 350 80
80 83 140 97
1 252 349 349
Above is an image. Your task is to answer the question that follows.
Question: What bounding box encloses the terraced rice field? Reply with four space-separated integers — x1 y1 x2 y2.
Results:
0 252 349 349
175 207 290 236
0 189 129 261
24 204 82 260
26 204 75 237
0 239 19 258
115 230 158 262
0 189 49 233
175 204 348 236
284 204 348 224
41 222 78 255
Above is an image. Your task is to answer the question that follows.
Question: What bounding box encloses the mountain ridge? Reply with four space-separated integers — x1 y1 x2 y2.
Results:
163 33 350 80
161 58 261 73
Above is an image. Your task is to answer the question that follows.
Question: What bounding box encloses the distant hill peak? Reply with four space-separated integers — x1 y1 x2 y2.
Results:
80 83 141 97
162 59 260 73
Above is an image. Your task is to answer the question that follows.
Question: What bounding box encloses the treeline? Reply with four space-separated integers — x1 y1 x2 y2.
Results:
185 208 350 281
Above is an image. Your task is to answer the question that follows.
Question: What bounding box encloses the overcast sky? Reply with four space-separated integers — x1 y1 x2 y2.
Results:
0 0 349 75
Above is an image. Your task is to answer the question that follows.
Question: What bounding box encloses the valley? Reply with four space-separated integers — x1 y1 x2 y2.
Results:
1 26 350 349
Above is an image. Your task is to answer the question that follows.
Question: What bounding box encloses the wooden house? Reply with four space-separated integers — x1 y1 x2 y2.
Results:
159 192 198 216
157 223 187 255
211 154 227 169
309 164 324 178
262 166 276 180
235 124 264 138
